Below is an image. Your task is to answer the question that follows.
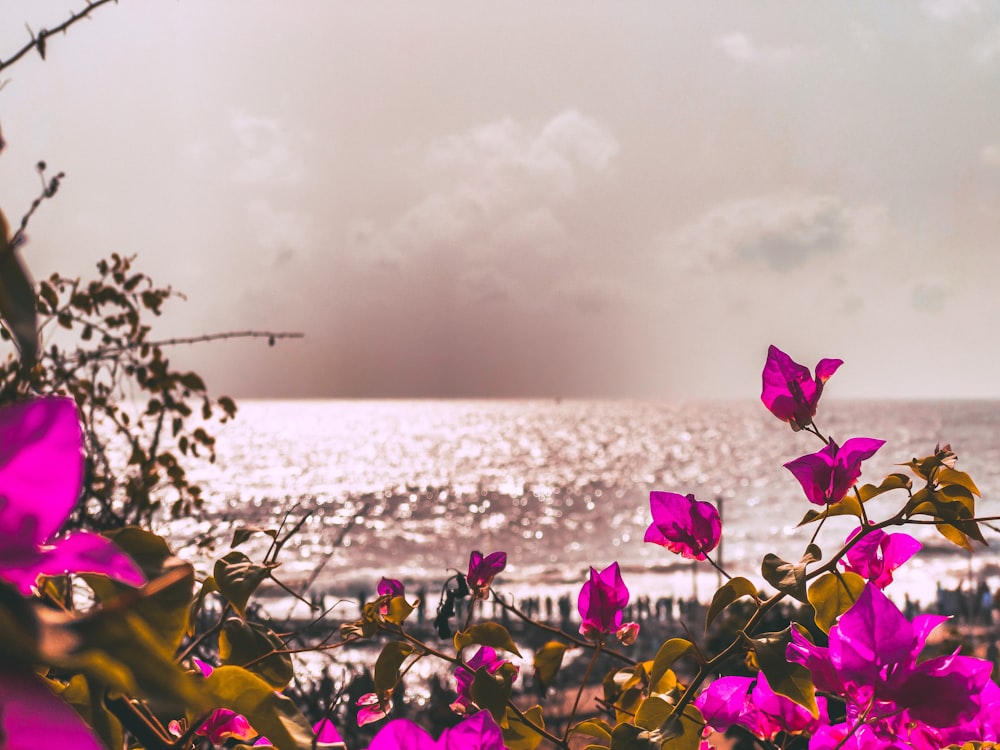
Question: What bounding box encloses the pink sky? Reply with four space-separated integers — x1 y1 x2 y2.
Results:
1 1 999 398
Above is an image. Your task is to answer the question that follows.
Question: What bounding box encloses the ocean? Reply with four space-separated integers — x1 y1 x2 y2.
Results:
162 398 1000 611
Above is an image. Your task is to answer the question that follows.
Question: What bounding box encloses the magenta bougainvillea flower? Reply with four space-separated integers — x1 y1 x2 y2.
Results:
616 621 640 646
644 492 721 561
0 397 146 595
761 345 842 430
175 658 258 743
841 526 921 589
0 666 105 750
467 550 506 597
695 672 827 741
357 691 390 726
452 646 518 714
578 562 629 641
784 437 884 506
786 583 996 745
368 710 505 750
377 577 405 598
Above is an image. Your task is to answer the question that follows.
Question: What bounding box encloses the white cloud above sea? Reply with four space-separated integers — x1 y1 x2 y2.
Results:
661 192 884 274
922 0 982 20
713 32 812 66
230 111 306 185
345 110 619 304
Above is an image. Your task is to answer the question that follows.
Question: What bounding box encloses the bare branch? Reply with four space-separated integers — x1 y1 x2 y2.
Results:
1 0 121 73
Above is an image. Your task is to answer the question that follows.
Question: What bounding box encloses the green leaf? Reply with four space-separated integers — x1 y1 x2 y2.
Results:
51 674 123 750
608 723 652 750
938 467 980 496
85 528 194 652
808 571 865 634
383 595 414 626
231 527 277 548
533 641 568 691
471 664 516 725
374 641 414 695
797 495 862 525
705 576 758 630
503 704 545 750
752 626 817 716
65 607 205 713
634 695 672 731
571 718 613 741
649 638 693 690
0 208 38 365
220 618 294 690
202 665 314 750
214 551 272 618
454 622 522 657
657 704 705 750
857 472 912 502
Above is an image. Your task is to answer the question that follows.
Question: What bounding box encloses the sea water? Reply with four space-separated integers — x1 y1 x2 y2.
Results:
162 398 1000 612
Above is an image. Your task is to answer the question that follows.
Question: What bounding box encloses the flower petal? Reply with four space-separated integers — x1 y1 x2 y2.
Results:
0 668 104 750
0 398 83 544
33 532 146 588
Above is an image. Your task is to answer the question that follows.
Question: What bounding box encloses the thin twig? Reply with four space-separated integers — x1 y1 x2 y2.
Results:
0 0 121 72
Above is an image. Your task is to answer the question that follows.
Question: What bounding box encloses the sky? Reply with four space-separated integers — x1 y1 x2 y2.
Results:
0 1 999 399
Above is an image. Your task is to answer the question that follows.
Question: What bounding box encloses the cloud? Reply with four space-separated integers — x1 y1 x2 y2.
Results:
345 110 619 304
981 143 1000 166
922 0 981 20
911 283 949 313
230 111 306 185
972 26 1000 63
245 199 312 261
664 192 868 273
713 32 811 66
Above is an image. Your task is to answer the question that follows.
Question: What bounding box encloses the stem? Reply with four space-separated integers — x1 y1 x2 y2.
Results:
507 702 567 749
703 552 732 581
563 641 602 742
489 589 637 666
808 506 829 547
1 0 122 72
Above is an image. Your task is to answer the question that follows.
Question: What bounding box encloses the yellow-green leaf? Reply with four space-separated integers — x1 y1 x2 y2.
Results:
533 641 568 691
373 641 414 695
571 718 613 740
634 695 672 731
808 571 865 634
752 627 817 716
454 622 522 657
202 665 313 750
214 551 271 619
705 576 758 630
503 704 545 750
649 638 693 690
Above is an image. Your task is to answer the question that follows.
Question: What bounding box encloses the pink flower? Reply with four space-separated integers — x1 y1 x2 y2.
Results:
313 717 344 743
786 583 995 743
578 562 629 641
368 710 505 750
466 550 506 598
0 666 105 750
761 345 842 430
840 526 921 589
644 492 721 561
377 577 405 598
452 646 518 714
616 621 640 646
357 691 389 726
0 397 146 594
784 437 884 506
181 658 258 743
695 673 827 741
